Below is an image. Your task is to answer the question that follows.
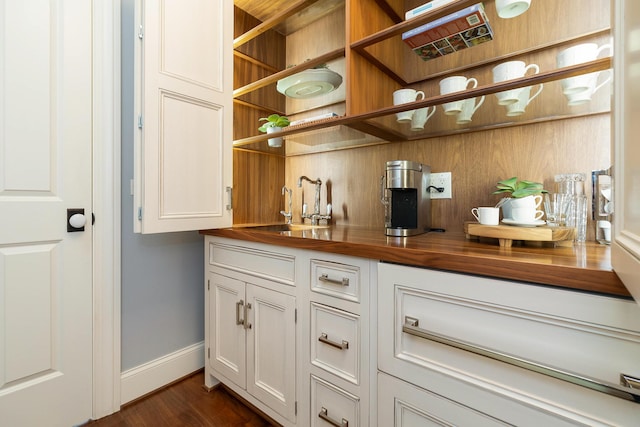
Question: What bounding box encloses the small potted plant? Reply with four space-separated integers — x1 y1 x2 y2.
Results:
258 114 290 147
493 177 547 220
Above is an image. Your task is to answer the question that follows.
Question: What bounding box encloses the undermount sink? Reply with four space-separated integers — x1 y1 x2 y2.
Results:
247 223 330 232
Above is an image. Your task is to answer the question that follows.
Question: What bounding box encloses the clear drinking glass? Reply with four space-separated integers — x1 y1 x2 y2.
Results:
554 173 587 241
544 193 572 227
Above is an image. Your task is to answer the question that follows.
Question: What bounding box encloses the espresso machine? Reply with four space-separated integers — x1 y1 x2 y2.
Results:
380 160 431 236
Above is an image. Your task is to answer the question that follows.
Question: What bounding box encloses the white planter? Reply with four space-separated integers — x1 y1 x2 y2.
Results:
266 126 283 147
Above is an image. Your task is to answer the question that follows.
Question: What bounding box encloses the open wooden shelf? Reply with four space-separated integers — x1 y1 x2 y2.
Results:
233 0 612 152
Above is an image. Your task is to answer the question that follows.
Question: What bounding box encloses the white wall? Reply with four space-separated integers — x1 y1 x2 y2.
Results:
120 0 204 373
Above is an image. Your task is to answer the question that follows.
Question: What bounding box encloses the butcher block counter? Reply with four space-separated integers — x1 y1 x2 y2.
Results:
200 225 629 297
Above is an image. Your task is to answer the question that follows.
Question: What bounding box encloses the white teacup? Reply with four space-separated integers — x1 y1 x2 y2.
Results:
492 61 540 105
411 106 437 131
439 76 478 115
505 84 543 116
509 194 543 210
564 73 604 106
511 207 544 222
557 43 612 69
471 206 500 225
393 89 425 122
495 0 531 19
558 43 612 96
456 96 485 124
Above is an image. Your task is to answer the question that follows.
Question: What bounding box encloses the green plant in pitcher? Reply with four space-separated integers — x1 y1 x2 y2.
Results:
492 176 547 198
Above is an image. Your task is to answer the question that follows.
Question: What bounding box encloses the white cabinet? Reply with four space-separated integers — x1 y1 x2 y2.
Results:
378 262 640 426
206 238 297 425
612 0 640 298
378 371 508 427
134 0 233 233
306 255 376 427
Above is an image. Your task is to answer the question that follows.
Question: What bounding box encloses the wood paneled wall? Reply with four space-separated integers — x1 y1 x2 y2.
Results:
284 114 611 239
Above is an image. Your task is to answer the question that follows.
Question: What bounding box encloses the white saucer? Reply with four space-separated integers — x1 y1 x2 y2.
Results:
502 218 545 227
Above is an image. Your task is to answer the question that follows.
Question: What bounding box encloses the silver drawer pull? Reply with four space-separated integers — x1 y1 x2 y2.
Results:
235 300 244 326
319 332 349 350
403 316 640 404
319 273 349 286
319 407 348 427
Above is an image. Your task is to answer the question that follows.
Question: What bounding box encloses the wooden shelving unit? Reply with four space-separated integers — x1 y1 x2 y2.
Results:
232 0 612 151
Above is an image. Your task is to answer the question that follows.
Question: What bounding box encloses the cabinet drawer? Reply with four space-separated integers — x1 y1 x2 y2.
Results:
209 242 295 284
311 259 360 302
311 303 360 384
311 375 359 427
378 371 508 427
378 263 640 425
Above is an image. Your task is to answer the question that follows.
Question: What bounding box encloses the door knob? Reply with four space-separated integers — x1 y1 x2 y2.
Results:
67 208 86 232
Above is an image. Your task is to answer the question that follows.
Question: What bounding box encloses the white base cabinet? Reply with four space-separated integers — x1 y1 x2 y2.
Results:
378 262 640 426
206 238 298 426
205 236 376 426
208 271 296 422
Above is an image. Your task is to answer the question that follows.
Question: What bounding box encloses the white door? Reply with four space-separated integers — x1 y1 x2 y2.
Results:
209 272 247 387
613 0 640 300
0 1 93 425
246 284 296 423
134 0 233 234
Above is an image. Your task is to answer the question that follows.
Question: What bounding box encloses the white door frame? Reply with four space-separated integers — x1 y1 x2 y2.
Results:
92 0 122 419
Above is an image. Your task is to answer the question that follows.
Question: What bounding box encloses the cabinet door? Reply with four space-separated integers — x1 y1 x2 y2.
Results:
209 272 246 388
246 284 297 423
134 0 233 233
613 0 640 300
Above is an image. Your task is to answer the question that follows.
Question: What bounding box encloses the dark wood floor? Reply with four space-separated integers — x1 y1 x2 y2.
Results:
88 371 275 426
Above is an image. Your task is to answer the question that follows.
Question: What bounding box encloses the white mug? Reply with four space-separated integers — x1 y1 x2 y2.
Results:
557 43 612 95
557 43 612 69
456 96 485 124
411 106 437 131
495 0 531 19
563 71 613 106
511 207 544 222
492 61 540 105
505 84 543 116
471 207 500 225
439 76 478 115
393 89 425 122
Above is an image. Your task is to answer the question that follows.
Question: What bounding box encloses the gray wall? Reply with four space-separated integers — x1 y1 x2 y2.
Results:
120 0 204 371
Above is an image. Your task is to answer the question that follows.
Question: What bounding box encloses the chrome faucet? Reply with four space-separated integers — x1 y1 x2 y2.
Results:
280 185 293 224
298 176 331 225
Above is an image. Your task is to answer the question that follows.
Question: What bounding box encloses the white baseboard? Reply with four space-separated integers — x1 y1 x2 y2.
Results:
120 341 204 405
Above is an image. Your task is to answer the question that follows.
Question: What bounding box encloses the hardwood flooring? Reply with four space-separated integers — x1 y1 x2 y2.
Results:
87 371 275 426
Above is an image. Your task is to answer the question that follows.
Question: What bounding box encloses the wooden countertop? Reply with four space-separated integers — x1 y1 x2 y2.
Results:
201 225 630 298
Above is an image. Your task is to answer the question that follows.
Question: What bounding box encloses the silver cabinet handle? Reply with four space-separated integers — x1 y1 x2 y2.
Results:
235 300 244 325
319 332 348 350
243 302 252 330
319 273 349 286
403 316 640 404
319 407 348 427
620 374 640 390
225 186 233 211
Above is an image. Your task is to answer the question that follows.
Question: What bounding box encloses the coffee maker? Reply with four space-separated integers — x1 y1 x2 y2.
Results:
381 160 431 236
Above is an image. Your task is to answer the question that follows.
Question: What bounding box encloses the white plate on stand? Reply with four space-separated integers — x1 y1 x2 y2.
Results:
502 218 546 227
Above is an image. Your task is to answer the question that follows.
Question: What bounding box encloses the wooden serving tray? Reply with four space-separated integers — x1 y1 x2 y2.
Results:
464 222 576 248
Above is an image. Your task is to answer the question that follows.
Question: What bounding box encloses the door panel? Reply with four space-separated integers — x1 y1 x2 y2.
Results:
209 272 246 387
0 0 93 425
135 0 233 233
613 0 640 301
247 284 296 422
